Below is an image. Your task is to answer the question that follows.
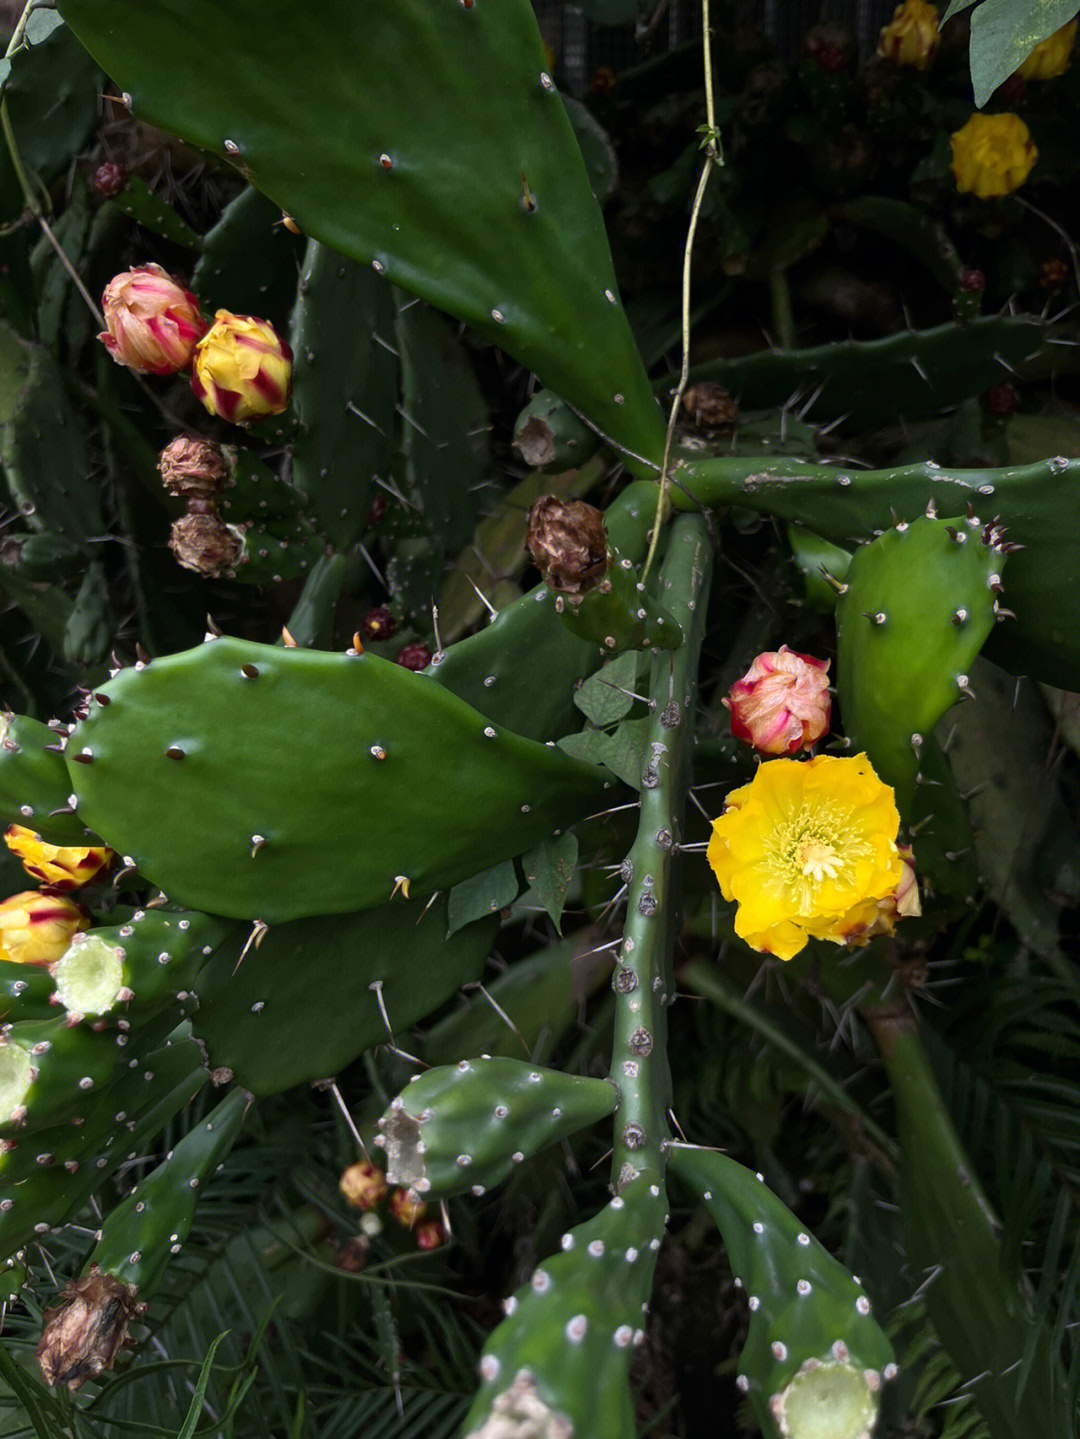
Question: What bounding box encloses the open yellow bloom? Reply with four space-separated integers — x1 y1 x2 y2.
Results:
1017 20 1076 80
950 113 1037 199
707 754 904 961
877 0 940 70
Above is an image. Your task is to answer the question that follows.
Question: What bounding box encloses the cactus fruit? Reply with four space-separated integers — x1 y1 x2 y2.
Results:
463 1175 668 1439
87 1086 248 1295
60 636 608 921
836 511 1010 816
375 1057 619 1199
668 1145 895 1439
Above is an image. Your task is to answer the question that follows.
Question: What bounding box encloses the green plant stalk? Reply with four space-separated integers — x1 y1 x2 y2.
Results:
865 1003 1070 1439
609 513 712 1192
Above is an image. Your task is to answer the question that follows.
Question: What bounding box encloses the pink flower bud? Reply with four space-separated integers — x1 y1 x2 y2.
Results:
415 1220 446 1251
723 646 831 755
191 311 293 423
99 264 206 375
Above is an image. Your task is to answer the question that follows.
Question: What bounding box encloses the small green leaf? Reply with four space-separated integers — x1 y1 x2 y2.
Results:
447 859 519 937
520 831 578 933
0 1340 67 1439
558 717 649 789
573 650 641 726
969 0 1080 107
175 1332 229 1439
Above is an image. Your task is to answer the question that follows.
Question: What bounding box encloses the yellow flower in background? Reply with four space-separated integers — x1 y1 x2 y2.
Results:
1017 19 1077 79
0 891 89 966
707 754 904 961
950 113 1037 199
877 0 940 70
4 825 112 891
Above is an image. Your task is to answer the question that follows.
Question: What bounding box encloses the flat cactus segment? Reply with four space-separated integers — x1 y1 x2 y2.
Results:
0 1036 207 1261
836 515 1005 817
192 183 305 322
89 1087 248 1295
62 637 608 921
56 0 666 472
52 908 231 1021
289 241 397 549
376 1057 618 1199
673 455 1080 688
668 1145 894 1439
678 315 1056 429
0 714 89 844
555 549 683 654
0 960 55 1022
463 1176 667 1439
189 894 497 1095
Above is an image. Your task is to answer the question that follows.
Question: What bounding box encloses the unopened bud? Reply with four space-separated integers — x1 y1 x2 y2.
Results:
0 890 89 965
388 1188 427 1227
158 436 230 498
415 1220 447 1251
984 382 1018 418
876 0 940 70
168 513 243 577
191 311 293 423
395 642 433 671
92 161 127 198
99 264 206 374
4 825 112 891
339 1160 388 1212
526 495 609 597
959 267 985 292
36 1269 142 1392
1039 257 1070 290
724 647 831 755
359 607 397 642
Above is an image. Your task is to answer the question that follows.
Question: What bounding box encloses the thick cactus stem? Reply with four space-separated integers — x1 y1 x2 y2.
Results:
376 1056 618 1199
774 1361 879 1439
610 514 712 1192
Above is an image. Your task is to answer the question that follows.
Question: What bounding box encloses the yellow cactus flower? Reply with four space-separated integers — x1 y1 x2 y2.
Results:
191 311 293 423
877 0 940 70
4 825 112 891
706 754 904 961
0 891 89 966
1017 20 1077 80
950 113 1037 199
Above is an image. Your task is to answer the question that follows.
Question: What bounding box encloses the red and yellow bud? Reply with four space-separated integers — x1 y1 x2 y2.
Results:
388 1188 427 1228
723 647 831 756
950 114 1037 200
1016 20 1077 80
4 826 112 891
0 891 89 966
191 311 293 423
99 264 206 375
415 1220 447 1251
877 0 940 70
339 1160 388 1212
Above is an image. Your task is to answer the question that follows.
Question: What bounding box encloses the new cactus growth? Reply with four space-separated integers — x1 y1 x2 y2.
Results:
376 1057 619 1199
669 1146 895 1439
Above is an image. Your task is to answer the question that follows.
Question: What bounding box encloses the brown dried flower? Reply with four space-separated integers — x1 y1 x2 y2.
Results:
158 436 231 498
681 382 739 430
36 1268 143 1392
526 496 609 597
169 512 243 576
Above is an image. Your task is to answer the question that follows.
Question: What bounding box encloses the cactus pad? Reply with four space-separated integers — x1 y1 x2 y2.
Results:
836 513 1008 817
463 1175 667 1439
62 637 607 921
669 1145 894 1439
1 714 91 844
376 1057 618 1199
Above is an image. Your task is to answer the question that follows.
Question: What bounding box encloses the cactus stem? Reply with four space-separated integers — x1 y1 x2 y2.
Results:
609 516 712 1192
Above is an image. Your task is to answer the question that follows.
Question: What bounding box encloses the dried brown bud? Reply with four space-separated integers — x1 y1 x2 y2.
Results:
334 1235 371 1273
158 436 231 498
526 495 609 597
681 382 739 429
169 512 243 576
36 1268 143 1392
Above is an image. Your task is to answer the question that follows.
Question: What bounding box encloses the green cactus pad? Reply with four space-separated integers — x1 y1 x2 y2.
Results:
463 1175 667 1439
56 0 666 473
668 1145 894 1439
0 714 91 844
52 908 230 1021
189 894 496 1095
62 637 608 922
514 389 602 472
0 960 56 1022
376 1057 618 1199
90 1086 248 1295
0 1034 207 1261
192 183 305 322
556 550 683 655
836 513 1007 817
